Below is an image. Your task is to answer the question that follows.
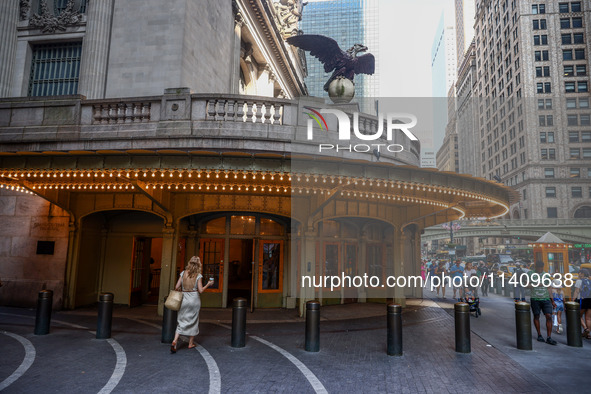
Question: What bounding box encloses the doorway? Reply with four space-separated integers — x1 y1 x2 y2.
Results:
227 239 254 307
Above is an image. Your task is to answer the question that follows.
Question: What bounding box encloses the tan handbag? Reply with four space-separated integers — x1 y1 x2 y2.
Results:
164 290 183 311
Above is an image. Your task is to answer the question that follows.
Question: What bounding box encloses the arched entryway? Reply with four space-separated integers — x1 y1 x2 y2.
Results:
74 210 165 308
574 206 591 218
178 212 290 309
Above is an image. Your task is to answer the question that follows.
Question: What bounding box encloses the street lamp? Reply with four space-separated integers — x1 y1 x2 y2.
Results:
442 221 461 244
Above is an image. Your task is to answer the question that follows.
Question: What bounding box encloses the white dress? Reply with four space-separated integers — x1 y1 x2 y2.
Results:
176 272 202 336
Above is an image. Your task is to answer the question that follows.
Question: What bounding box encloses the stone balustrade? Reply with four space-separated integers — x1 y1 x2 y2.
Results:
204 97 283 124
92 102 152 124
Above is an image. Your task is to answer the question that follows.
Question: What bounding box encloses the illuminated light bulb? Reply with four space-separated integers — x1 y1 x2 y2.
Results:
152 173 155 177
190 185 194 190
170 173 174 178
225 174 228 179
234 174 238 179
40 173 44 178
60 173 63 177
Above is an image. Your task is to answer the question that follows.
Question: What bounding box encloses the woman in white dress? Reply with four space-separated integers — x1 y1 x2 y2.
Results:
171 256 213 353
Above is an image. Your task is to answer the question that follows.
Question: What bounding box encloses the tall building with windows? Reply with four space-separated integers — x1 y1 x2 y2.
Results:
472 0 591 220
455 0 477 65
300 0 379 112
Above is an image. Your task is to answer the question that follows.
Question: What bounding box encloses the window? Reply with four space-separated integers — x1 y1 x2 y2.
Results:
566 81 576 93
535 50 549 61
540 132 547 143
572 18 583 28
534 35 548 45
28 42 82 97
571 2 581 12
561 18 571 29
582 115 590 126
567 98 577 108
571 168 581 178
575 49 585 60
537 82 552 93
578 81 588 92
545 168 555 178
582 131 591 142
570 148 580 159
563 49 573 60
533 19 546 30
536 66 550 77
546 187 556 198
564 65 574 77
568 114 578 125
580 98 589 108
542 148 556 159
559 3 569 13
576 65 587 76
584 148 591 158
572 187 583 198
574 33 584 44
569 131 579 142
547 131 555 143
562 34 572 44
547 207 558 218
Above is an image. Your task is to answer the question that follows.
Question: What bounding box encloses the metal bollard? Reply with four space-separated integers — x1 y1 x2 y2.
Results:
96 293 114 339
305 300 320 352
161 298 178 343
231 298 247 348
454 303 471 353
387 303 402 356
565 301 582 347
496 278 502 294
34 290 53 335
515 302 532 350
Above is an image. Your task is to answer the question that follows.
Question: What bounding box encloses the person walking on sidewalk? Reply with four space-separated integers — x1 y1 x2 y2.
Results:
513 263 526 302
449 260 463 299
479 262 489 297
551 279 564 334
573 268 591 339
436 262 447 298
171 256 214 353
528 261 557 345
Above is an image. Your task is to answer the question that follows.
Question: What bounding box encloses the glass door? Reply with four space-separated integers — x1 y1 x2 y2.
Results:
200 238 224 293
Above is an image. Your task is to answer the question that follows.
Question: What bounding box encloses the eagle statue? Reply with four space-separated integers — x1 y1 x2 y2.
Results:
287 34 375 91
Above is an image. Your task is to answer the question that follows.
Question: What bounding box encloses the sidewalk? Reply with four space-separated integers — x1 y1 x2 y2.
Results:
1 292 588 393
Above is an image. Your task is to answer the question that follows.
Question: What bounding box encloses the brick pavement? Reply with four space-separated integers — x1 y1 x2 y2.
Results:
0 297 585 393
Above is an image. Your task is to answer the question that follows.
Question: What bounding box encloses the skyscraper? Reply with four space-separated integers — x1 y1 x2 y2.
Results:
472 0 591 220
455 0 477 65
300 0 379 113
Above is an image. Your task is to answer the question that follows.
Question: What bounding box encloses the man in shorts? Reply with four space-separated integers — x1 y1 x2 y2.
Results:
528 261 557 345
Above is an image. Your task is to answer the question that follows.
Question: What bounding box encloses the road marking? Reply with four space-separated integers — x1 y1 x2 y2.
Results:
0 331 36 391
130 318 221 393
251 336 328 394
195 345 222 394
98 339 127 394
0 312 126 393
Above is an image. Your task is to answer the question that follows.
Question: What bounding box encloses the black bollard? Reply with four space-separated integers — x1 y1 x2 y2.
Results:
454 302 471 353
34 290 53 335
305 300 320 352
495 278 502 294
515 302 532 350
231 298 247 348
162 299 178 343
565 301 583 347
387 303 402 356
96 293 114 339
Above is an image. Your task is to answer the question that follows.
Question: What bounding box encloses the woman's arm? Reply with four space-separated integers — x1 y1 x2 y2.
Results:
175 274 183 291
197 276 214 294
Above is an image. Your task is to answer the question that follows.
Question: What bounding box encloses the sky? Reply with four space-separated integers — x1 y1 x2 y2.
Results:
378 0 454 97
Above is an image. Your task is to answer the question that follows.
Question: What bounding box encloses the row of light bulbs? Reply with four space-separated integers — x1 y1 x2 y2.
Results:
0 169 509 214
0 184 34 194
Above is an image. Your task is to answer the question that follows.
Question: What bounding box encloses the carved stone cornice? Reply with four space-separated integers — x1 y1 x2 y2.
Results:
29 0 82 33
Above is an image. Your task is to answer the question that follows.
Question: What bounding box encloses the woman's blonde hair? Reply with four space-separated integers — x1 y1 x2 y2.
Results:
185 256 202 278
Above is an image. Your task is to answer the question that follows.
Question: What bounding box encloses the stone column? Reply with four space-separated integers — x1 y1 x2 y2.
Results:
0 0 19 97
64 221 82 309
78 0 114 99
229 12 243 94
158 226 176 315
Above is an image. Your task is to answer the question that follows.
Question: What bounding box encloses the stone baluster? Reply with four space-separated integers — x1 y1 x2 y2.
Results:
0 0 19 97
141 103 150 122
79 0 114 99
125 103 133 123
92 105 102 124
263 103 272 123
216 99 226 121
101 105 109 124
117 103 126 123
207 100 217 120
109 104 118 123
236 100 245 121
246 102 254 122
227 100 236 121
272 104 282 124
255 103 263 123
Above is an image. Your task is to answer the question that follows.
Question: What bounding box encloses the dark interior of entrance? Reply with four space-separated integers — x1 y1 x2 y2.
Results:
227 239 254 307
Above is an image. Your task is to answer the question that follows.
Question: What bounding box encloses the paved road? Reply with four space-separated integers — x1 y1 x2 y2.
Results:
0 292 588 393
